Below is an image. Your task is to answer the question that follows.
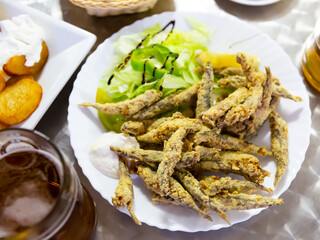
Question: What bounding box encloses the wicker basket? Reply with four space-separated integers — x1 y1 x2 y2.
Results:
69 0 159 17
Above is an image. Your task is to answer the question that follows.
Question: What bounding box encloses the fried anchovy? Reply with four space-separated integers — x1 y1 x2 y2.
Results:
199 176 272 196
217 75 247 88
174 169 230 224
217 75 302 102
210 192 283 212
112 157 141 225
236 52 265 88
194 130 271 156
200 87 249 127
137 118 201 144
158 126 200 196
191 151 270 183
226 66 273 137
196 62 214 118
110 147 200 169
217 67 244 77
223 83 264 126
128 83 199 120
269 111 288 187
79 89 162 115
195 145 221 159
272 84 302 102
121 121 146 135
136 164 211 220
147 112 184 131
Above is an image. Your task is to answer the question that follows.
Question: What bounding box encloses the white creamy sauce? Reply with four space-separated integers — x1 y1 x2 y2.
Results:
89 132 139 179
0 14 45 75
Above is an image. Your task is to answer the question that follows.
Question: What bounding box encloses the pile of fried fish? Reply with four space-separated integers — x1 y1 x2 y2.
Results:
80 52 302 225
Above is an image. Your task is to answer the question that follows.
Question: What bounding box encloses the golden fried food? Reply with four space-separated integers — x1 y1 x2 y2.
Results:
174 169 230 224
194 129 271 156
269 110 288 187
0 121 8 130
128 83 199 120
110 147 200 169
112 157 141 225
3 41 49 76
137 118 201 144
191 151 270 184
199 176 272 196
210 192 283 212
137 164 211 220
0 70 5 92
200 87 249 127
0 75 42 125
157 127 199 196
196 62 214 118
121 121 146 135
80 89 162 115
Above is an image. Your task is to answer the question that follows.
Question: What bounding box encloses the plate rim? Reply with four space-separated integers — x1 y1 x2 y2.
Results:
68 10 311 232
229 0 280 6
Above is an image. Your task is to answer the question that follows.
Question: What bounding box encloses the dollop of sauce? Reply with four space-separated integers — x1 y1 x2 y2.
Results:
89 132 139 179
0 14 45 75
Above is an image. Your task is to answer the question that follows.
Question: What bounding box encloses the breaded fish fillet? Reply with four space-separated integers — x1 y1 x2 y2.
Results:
79 89 162 115
269 110 288 187
112 157 141 225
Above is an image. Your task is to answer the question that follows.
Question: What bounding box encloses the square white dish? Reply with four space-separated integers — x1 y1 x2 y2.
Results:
0 0 96 129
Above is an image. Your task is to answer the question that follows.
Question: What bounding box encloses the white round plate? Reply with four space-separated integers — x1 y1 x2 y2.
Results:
229 0 280 6
68 11 311 232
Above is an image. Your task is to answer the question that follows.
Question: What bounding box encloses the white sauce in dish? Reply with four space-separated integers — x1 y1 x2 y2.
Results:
89 132 139 179
0 14 45 75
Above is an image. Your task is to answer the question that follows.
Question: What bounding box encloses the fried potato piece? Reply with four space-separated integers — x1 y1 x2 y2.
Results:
0 70 5 92
0 75 42 125
3 41 49 76
80 89 162 116
269 111 288 187
0 121 9 130
112 157 141 225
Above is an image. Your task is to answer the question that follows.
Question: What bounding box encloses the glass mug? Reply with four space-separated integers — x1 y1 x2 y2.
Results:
301 17 320 92
0 129 96 240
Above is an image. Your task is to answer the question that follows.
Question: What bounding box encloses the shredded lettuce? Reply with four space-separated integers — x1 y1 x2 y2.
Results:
97 17 212 132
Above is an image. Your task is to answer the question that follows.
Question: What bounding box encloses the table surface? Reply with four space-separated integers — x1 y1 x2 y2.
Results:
10 0 320 239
